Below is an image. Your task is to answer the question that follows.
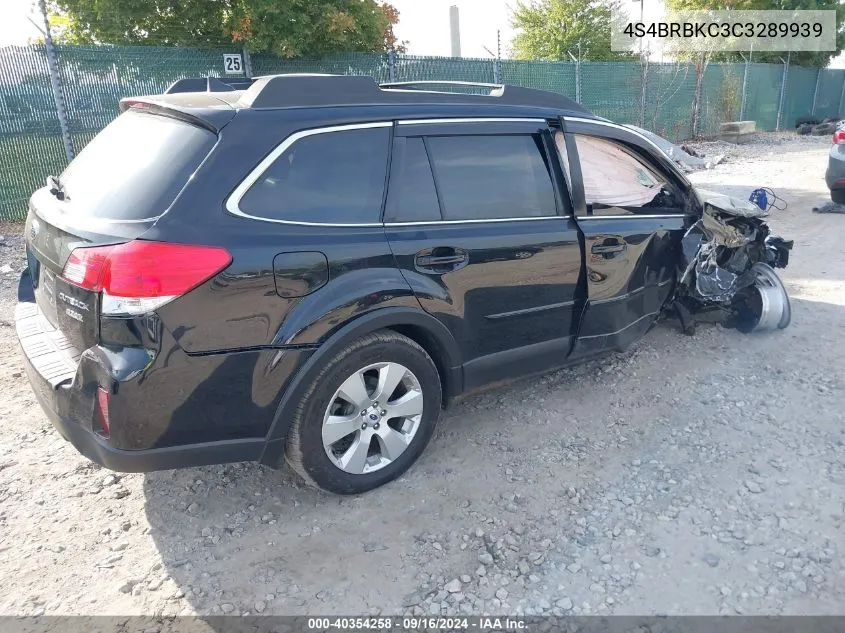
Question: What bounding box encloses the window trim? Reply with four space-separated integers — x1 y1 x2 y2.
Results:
225 121 393 227
226 118 576 227
398 118 546 126
385 215 566 227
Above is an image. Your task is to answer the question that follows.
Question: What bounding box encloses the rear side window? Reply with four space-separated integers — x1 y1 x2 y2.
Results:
60 110 216 220
384 137 441 223
425 135 557 221
238 126 390 224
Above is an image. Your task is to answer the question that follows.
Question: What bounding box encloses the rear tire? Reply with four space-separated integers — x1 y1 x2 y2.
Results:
830 189 845 205
284 330 442 494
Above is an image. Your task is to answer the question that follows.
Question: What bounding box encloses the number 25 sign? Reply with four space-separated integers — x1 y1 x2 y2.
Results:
223 54 243 75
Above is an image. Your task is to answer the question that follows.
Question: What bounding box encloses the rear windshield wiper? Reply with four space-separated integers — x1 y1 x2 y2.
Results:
46 175 68 201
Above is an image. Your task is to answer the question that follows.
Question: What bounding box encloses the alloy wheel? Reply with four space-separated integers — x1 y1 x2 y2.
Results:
322 362 424 475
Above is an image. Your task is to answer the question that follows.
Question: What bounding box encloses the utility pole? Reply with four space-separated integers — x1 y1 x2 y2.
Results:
449 6 461 58
811 67 821 116
568 41 582 104
494 29 502 84
633 0 644 56
838 72 845 116
484 29 503 83
388 46 397 83
739 45 751 121
37 0 74 161
640 50 649 128
776 50 790 131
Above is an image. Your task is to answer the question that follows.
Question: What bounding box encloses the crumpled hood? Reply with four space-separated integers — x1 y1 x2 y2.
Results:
695 187 770 218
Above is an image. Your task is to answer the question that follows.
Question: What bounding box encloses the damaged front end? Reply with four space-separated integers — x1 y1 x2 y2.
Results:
671 189 793 334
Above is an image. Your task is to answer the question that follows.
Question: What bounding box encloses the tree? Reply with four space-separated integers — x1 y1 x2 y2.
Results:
381 3 408 54
510 0 633 61
48 0 405 57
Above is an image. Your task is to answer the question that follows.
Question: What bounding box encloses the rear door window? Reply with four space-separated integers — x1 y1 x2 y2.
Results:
425 135 558 221
384 137 441 223
238 126 390 224
59 110 216 221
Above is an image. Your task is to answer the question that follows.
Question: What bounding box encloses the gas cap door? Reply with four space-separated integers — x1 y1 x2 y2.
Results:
272 251 329 298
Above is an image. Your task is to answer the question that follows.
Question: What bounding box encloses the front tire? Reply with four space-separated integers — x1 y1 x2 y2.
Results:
284 330 442 494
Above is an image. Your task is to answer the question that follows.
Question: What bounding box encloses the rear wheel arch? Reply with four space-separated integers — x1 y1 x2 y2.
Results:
385 322 458 405
260 307 462 465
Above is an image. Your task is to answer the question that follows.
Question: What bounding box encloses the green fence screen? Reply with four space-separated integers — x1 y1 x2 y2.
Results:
1 44 843 221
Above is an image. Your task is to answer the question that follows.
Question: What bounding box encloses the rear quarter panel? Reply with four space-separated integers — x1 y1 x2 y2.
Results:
147 109 420 353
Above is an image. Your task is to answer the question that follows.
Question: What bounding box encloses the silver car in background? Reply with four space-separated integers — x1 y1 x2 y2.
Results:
825 122 845 204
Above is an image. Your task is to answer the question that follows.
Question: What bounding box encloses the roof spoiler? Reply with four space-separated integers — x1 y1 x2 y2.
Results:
165 76 256 94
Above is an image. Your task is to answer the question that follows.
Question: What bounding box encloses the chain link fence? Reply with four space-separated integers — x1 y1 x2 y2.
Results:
2 44 844 221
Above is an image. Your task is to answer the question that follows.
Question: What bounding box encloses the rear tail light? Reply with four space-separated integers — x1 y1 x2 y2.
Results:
834 129 845 144
95 387 111 437
62 240 232 316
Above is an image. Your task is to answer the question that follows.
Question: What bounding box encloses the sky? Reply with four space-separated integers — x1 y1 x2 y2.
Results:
2 0 40 46
391 0 516 58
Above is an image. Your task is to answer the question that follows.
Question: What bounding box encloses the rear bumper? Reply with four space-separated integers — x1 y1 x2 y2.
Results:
24 362 264 472
16 271 266 472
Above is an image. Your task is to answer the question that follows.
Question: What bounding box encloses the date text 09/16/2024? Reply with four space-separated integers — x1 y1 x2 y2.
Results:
306 617 526 631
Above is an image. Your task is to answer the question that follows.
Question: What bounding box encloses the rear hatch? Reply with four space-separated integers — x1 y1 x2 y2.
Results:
25 108 219 352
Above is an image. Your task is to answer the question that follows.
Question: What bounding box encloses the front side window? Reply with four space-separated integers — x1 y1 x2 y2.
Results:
425 134 557 221
555 131 685 216
238 126 390 224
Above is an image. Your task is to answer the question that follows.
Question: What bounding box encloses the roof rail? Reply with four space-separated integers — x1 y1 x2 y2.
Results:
380 80 504 92
236 74 591 115
165 76 256 95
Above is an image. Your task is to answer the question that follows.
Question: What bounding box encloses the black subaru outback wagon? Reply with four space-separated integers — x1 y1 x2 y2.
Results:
16 75 791 494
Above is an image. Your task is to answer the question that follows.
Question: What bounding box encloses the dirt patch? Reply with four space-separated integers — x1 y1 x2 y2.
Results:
1 134 843 619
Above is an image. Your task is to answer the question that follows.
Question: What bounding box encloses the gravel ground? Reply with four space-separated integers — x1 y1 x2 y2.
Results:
1 133 844 620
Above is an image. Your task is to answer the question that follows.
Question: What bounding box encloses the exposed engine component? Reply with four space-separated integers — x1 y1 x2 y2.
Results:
671 189 793 335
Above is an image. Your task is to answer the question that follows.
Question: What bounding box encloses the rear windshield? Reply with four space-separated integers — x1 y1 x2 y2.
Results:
59 110 216 220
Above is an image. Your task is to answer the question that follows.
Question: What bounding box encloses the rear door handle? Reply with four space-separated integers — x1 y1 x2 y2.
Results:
591 243 626 254
414 248 469 272
416 254 466 266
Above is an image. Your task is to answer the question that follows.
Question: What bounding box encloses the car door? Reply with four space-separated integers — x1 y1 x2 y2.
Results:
384 119 584 390
556 118 697 359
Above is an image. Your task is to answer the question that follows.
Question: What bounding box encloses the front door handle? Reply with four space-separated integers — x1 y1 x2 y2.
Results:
591 243 626 254
414 247 469 272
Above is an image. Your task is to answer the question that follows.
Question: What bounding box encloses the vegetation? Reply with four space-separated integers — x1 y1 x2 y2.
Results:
510 0 633 61
718 70 742 122
48 0 406 56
